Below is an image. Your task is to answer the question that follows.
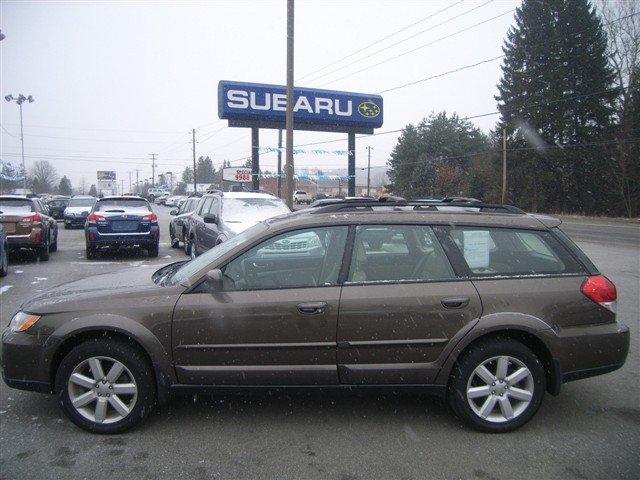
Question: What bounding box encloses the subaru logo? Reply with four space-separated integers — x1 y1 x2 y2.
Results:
358 101 380 118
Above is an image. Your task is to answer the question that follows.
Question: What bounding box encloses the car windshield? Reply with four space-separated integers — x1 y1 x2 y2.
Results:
68 198 95 207
221 197 290 223
95 199 150 211
0 199 35 213
169 222 268 285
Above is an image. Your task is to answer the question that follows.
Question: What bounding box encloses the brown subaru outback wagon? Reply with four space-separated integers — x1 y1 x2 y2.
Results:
1 198 629 434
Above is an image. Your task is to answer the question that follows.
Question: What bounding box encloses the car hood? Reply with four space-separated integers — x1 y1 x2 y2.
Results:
65 206 92 214
21 266 161 315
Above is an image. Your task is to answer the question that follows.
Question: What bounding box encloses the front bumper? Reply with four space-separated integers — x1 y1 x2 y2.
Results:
64 215 87 227
1 328 53 393
543 321 630 384
86 225 159 246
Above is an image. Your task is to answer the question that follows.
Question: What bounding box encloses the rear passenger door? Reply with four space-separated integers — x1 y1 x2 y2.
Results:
337 224 482 385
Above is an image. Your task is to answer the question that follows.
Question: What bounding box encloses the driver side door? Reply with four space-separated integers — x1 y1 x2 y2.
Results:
172 226 349 385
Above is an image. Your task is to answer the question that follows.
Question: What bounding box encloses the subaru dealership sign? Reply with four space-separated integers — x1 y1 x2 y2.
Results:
218 80 383 133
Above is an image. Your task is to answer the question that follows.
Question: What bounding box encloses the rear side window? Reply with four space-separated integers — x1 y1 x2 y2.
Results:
199 197 213 215
448 227 584 277
347 225 455 284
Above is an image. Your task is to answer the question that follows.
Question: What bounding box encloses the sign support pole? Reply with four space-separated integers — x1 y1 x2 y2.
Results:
285 0 295 209
251 127 260 191
277 129 283 199
348 132 356 197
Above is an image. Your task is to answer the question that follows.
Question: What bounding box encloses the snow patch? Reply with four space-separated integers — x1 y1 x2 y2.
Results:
0 285 13 295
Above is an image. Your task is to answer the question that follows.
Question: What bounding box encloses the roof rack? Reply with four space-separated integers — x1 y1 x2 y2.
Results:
307 196 525 214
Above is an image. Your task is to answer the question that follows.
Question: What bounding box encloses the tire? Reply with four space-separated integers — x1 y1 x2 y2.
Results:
64 223 70 230
49 231 58 252
148 242 159 258
86 242 97 260
38 239 50 261
189 238 197 260
0 243 8 277
184 236 191 257
54 338 156 434
447 337 545 433
169 226 179 248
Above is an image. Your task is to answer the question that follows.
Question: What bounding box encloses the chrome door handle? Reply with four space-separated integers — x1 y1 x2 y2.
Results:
297 302 327 315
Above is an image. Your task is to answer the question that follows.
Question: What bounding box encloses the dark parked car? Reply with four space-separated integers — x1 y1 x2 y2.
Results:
0 195 58 261
84 196 159 259
1 198 629 434
0 224 7 276
64 196 96 228
168 196 200 248
46 196 70 220
184 191 290 259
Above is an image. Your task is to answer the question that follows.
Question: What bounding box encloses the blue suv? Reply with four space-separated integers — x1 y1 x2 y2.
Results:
85 196 159 259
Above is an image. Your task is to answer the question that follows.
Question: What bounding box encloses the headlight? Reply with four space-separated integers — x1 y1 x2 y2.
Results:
9 312 41 332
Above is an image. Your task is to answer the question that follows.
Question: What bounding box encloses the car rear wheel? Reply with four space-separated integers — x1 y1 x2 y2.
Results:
170 227 179 248
447 337 545 433
55 338 156 434
49 232 58 252
38 238 50 261
86 242 97 260
0 243 7 277
148 242 159 257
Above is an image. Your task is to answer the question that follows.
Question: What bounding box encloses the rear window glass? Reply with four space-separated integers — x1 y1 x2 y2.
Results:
0 199 35 213
448 228 584 277
95 199 150 211
68 198 96 207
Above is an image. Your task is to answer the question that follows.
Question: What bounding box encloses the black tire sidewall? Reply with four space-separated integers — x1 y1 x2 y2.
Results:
448 338 546 433
55 339 156 434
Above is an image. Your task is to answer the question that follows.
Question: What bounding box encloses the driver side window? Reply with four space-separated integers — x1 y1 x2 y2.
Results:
222 226 348 291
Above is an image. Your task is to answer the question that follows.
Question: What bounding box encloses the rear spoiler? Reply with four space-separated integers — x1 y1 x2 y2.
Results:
529 214 562 229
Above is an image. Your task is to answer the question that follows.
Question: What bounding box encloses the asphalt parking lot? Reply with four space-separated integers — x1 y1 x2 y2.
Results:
0 208 638 480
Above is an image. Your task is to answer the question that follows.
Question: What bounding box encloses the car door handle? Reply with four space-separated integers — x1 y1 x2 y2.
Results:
441 297 470 309
297 302 327 315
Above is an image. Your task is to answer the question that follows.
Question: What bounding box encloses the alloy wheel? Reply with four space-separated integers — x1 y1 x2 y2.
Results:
67 356 138 424
466 355 534 423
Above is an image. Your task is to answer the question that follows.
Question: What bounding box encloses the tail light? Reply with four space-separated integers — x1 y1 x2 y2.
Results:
19 214 42 226
581 275 617 312
87 213 106 225
142 213 158 223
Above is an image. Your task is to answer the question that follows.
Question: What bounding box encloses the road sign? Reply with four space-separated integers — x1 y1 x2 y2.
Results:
218 81 383 134
97 171 116 181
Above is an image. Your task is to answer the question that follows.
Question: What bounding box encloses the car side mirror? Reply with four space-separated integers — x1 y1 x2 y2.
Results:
170 209 178 215
205 269 223 292
203 213 218 224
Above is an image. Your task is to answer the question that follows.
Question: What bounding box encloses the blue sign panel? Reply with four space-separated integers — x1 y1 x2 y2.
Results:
218 80 383 132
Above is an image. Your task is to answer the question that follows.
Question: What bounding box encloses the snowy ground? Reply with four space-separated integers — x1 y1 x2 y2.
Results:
0 207 638 479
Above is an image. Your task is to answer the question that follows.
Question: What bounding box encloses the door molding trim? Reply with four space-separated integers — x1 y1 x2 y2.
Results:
176 341 335 350
338 338 448 347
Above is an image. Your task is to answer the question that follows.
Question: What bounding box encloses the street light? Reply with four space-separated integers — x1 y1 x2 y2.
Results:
5 93 35 191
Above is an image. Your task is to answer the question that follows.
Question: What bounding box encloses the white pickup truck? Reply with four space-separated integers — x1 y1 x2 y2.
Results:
293 190 311 204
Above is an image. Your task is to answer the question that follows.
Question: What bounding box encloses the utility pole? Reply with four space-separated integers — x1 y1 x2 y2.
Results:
120 179 124 195
192 129 197 194
277 129 283 199
501 128 507 204
150 153 157 187
135 169 140 195
366 146 373 197
128 171 132 193
285 0 295 209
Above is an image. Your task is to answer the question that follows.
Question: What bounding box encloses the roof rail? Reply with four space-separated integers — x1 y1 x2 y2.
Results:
307 196 524 214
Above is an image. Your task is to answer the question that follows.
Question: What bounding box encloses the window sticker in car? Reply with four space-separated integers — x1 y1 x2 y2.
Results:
463 230 491 269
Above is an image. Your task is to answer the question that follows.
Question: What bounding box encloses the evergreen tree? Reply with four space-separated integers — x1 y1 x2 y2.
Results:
181 167 194 184
496 0 617 213
195 156 215 183
388 112 489 198
88 184 98 196
57 176 73 196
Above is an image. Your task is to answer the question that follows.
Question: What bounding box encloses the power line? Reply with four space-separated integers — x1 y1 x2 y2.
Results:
317 7 516 88
305 0 494 84
296 0 465 82
1 123 186 134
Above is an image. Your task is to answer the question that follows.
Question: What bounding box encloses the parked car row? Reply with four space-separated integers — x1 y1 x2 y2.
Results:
0 194 160 268
167 191 290 259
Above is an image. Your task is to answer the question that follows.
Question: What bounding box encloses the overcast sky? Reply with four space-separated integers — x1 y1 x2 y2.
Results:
1 0 520 189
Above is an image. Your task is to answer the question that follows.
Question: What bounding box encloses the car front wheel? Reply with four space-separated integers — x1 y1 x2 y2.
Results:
447 337 545 433
0 243 7 277
55 338 156 434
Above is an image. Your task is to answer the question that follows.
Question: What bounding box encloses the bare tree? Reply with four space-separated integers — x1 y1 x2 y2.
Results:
598 0 639 217
29 160 59 194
